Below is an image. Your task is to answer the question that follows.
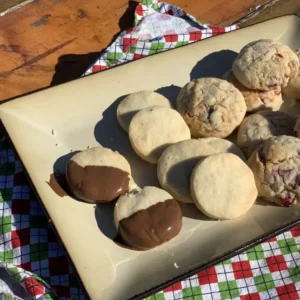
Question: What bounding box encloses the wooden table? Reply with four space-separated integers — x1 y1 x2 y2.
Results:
0 0 269 101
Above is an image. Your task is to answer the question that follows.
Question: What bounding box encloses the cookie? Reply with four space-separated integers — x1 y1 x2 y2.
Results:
176 77 246 138
117 91 172 133
283 49 300 99
129 106 190 164
191 153 257 220
157 138 245 203
233 39 299 91
114 186 182 250
66 147 132 203
237 111 295 158
224 70 283 113
248 135 300 206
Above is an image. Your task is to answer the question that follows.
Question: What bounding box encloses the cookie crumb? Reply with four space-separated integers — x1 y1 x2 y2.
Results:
87 146 91 149
174 262 179 268
55 143 60 147
51 129 57 136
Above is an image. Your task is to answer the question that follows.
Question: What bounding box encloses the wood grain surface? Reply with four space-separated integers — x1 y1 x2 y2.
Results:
0 0 269 101
0 0 28 13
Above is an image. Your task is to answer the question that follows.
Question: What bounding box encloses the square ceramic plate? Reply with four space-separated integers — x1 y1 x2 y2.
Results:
1 15 300 300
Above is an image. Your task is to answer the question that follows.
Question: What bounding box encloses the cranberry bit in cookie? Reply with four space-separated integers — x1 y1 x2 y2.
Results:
268 84 278 90
281 193 297 207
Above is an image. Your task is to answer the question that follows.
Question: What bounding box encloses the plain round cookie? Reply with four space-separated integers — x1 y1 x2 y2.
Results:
66 147 132 203
157 138 245 203
176 77 246 138
114 186 182 250
117 91 172 133
233 39 299 91
237 111 295 158
283 49 300 99
129 106 190 164
191 153 257 220
248 135 300 206
224 70 283 112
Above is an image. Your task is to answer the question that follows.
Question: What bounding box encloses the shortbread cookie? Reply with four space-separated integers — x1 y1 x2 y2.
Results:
157 138 245 203
129 106 190 164
283 49 300 99
233 40 299 90
66 147 132 203
114 186 182 250
117 91 172 133
176 78 246 138
224 70 283 112
248 135 300 206
191 153 257 220
237 111 294 158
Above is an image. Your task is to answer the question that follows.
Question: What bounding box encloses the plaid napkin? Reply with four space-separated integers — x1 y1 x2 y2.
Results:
1 0 300 299
83 0 237 75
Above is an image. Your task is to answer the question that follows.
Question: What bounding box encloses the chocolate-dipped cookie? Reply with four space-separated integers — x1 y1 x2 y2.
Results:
66 147 132 203
114 186 182 250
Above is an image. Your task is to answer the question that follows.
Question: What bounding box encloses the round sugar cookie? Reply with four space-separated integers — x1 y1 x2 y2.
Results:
114 186 182 250
129 106 190 164
248 135 300 206
191 153 257 220
176 77 246 138
237 111 295 158
224 70 283 112
157 138 245 203
232 39 299 91
117 90 172 133
283 49 300 99
66 147 132 203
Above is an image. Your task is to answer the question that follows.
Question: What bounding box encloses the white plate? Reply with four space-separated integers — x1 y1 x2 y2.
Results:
1 15 300 300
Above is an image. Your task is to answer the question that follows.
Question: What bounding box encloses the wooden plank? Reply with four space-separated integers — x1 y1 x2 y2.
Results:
0 0 27 13
0 0 268 101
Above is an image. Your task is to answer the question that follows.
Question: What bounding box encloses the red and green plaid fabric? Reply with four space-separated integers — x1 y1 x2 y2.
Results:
146 228 300 300
1 0 300 299
0 140 85 298
83 0 237 76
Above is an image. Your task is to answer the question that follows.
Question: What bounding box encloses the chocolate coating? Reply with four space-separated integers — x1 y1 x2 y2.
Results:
66 161 130 202
119 199 182 250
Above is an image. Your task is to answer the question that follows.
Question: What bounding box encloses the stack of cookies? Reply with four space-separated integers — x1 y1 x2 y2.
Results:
64 39 300 251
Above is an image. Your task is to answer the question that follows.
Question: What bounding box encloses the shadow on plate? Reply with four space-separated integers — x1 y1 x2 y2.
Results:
190 50 238 80
180 203 211 221
155 85 182 107
47 151 81 199
255 197 279 207
94 202 117 239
